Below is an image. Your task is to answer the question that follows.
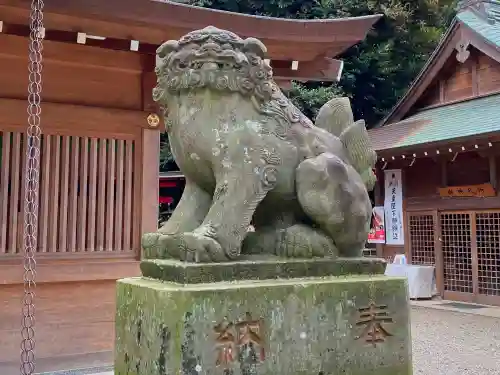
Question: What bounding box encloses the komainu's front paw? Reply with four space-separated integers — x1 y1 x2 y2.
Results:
148 232 224 262
141 232 162 259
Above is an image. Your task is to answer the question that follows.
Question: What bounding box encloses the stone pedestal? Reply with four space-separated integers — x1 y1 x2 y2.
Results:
115 258 412 375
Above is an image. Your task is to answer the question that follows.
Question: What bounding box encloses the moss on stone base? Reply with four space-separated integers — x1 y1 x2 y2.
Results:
140 257 386 283
115 276 412 375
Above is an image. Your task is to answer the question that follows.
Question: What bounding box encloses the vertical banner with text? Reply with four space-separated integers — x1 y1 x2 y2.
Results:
384 169 404 245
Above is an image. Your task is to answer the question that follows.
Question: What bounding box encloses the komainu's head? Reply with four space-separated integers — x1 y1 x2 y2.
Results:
154 26 277 103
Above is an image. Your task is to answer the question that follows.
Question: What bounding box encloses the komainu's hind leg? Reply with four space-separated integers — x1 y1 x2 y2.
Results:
296 152 372 257
243 224 338 258
243 201 337 258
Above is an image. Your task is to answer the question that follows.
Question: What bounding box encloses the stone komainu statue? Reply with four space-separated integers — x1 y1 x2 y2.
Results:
142 26 377 262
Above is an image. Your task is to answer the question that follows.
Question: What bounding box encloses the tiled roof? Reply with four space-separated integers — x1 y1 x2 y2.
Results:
368 120 428 152
368 94 500 151
458 2 500 48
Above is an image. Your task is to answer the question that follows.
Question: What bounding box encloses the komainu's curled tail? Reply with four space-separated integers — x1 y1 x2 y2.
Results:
315 97 377 190
315 96 354 136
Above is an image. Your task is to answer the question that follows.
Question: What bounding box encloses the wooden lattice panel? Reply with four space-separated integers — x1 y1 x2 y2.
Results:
408 214 435 266
476 212 500 296
440 213 473 293
0 131 138 254
0 131 24 254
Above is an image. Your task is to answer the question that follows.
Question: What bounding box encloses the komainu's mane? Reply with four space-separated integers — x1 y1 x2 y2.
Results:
154 26 312 139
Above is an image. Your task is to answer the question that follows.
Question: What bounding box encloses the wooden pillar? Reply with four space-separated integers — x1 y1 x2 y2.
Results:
139 54 161 252
471 53 479 96
140 127 160 242
275 79 293 91
440 158 448 187
374 167 384 258
489 155 497 191
439 79 445 103
402 168 410 261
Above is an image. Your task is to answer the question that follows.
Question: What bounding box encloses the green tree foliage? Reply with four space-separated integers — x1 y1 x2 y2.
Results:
160 0 457 170
289 82 344 120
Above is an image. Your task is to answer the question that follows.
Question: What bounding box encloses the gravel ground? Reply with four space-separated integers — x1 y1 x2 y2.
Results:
412 306 500 375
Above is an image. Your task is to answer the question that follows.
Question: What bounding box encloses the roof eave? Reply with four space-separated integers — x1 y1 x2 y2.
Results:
375 129 500 156
1 0 382 44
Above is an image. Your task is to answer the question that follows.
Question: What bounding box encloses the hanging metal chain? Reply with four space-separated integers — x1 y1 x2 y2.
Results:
21 1 44 374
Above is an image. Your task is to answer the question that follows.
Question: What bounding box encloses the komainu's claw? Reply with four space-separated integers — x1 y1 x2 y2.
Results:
141 232 161 259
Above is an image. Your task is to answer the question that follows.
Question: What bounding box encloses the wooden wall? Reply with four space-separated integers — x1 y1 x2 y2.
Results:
414 48 500 111
2 280 116 369
376 151 500 260
0 34 144 109
0 34 158 371
478 53 500 95
0 257 140 370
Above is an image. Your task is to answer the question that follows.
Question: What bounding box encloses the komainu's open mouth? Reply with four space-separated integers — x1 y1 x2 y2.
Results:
179 60 239 71
172 43 247 71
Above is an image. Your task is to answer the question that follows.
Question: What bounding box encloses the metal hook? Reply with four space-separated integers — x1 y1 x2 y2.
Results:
381 161 388 170
409 157 416 167
452 152 458 162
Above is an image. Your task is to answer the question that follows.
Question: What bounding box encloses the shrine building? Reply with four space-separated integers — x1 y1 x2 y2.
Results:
0 0 380 372
368 0 500 306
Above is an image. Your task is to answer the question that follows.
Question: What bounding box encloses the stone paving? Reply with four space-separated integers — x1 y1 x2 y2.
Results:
411 305 500 375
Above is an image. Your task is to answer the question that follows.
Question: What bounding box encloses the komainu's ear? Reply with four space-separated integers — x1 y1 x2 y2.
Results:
242 37 267 58
157 40 179 58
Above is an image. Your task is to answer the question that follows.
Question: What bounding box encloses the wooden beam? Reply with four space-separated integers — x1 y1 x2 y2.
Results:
439 79 445 103
0 0 380 60
272 57 344 82
5 0 380 42
141 57 344 100
0 98 146 137
141 55 158 113
0 33 142 72
472 52 479 96
489 154 497 190
406 194 500 212
0 257 140 285
0 33 144 110
440 159 448 187
142 72 158 113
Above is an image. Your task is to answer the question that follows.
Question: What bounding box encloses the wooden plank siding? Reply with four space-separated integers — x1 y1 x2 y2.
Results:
478 53 500 95
0 280 119 366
